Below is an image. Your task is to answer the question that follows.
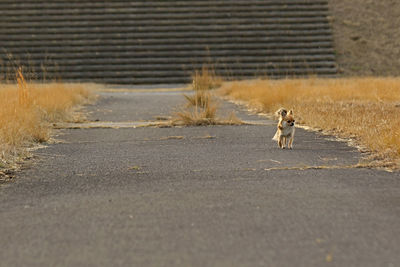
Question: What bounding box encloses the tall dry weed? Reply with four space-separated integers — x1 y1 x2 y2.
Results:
17 67 29 107
0 75 94 168
219 77 400 167
192 65 223 91
174 66 221 125
176 90 218 126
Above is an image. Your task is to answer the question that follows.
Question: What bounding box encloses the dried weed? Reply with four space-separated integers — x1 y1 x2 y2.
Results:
0 72 95 170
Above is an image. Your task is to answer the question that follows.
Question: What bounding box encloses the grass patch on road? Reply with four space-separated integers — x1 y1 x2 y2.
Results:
219 77 400 169
173 67 243 126
173 66 219 126
0 70 95 177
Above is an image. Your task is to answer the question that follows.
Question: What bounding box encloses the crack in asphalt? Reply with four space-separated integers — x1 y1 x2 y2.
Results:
53 120 275 129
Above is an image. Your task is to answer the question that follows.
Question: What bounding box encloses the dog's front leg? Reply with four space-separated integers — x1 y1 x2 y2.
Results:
278 135 284 149
288 136 293 149
279 136 286 149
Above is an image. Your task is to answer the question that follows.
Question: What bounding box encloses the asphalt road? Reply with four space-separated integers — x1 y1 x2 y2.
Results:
1 88 399 267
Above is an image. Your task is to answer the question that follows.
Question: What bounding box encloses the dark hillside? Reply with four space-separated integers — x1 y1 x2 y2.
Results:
329 0 400 76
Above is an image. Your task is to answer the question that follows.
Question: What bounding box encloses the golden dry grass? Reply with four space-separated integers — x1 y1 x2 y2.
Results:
0 73 95 169
173 67 243 126
219 77 400 168
183 89 213 109
173 66 220 126
174 90 218 126
191 65 223 91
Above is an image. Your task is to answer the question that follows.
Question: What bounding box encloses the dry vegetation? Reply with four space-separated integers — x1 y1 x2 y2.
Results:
175 90 219 126
0 69 95 174
174 67 219 125
173 66 241 126
219 77 400 168
191 65 223 91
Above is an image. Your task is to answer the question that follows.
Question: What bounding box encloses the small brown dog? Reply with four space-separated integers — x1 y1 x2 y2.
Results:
272 108 295 149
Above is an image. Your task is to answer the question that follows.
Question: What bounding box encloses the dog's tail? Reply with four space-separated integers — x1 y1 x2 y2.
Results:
272 130 279 141
275 108 287 118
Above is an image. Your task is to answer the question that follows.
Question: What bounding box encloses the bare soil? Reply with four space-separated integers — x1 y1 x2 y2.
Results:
328 0 400 76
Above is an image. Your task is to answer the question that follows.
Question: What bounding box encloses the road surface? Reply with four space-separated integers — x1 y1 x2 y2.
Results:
1 87 399 267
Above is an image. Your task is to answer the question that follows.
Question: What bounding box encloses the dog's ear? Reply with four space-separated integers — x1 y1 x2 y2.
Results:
288 110 293 115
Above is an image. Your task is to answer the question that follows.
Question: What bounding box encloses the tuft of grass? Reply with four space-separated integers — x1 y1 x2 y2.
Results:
0 73 95 170
192 65 223 91
183 90 212 109
174 106 218 126
174 91 218 126
173 66 220 126
223 111 244 125
219 77 400 169
171 66 243 126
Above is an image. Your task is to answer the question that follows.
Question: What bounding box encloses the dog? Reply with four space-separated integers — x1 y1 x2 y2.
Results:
272 109 295 149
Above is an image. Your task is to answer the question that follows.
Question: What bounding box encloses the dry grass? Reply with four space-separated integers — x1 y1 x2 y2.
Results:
183 89 212 109
173 66 220 126
173 66 244 126
0 71 95 170
219 77 400 168
174 93 218 126
191 65 223 91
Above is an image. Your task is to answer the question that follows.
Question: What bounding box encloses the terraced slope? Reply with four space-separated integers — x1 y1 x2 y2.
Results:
0 0 336 84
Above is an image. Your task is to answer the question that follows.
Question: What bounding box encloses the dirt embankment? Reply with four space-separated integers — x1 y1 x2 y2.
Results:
328 0 400 76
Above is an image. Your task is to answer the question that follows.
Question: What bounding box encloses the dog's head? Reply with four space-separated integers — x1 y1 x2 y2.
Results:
285 110 295 126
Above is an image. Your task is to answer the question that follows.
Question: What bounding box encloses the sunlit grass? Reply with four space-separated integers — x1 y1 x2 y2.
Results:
173 66 220 126
0 72 95 169
173 66 243 126
191 65 223 91
174 87 218 126
219 77 400 168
